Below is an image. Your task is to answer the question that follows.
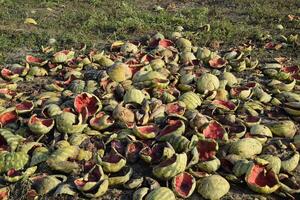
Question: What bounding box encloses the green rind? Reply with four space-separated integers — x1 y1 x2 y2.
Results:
153 153 187 180
145 187 176 200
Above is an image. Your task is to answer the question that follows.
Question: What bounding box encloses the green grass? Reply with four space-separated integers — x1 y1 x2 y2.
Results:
0 0 299 63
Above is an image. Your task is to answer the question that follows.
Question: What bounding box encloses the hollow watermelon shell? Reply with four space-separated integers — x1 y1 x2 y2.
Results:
153 153 187 180
133 124 159 139
245 163 280 194
172 172 196 198
74 92 102 117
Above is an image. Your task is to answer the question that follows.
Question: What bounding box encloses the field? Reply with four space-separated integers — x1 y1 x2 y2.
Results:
0 0 299 63
0 0 300 199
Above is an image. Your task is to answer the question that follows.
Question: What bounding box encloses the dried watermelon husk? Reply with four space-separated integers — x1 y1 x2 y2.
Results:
196 139 218 161
74 92 102 117
139 142 175 164
16 101 34 114
211 99 237 111
201 120 228 141
165 101 186 116
74 164 105 192
209 56 227 69
245 163 280 194
26 55 47 66
172 172 196 198
152 153 187 180
28 114 54 135
1 68 19 80
0 187 9 200
133 124 159 139
90 111 114 131
0 108 18 127
157 119 185 141
126 141 145 163
100 147 126 173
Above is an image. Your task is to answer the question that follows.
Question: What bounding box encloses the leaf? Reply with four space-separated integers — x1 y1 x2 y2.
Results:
41 46 54 53
24 18 37 25
111 40 125 50
274 43 283 50
264 42 282 50
274 56 289 63
154 5 164 11
288 14 300 21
